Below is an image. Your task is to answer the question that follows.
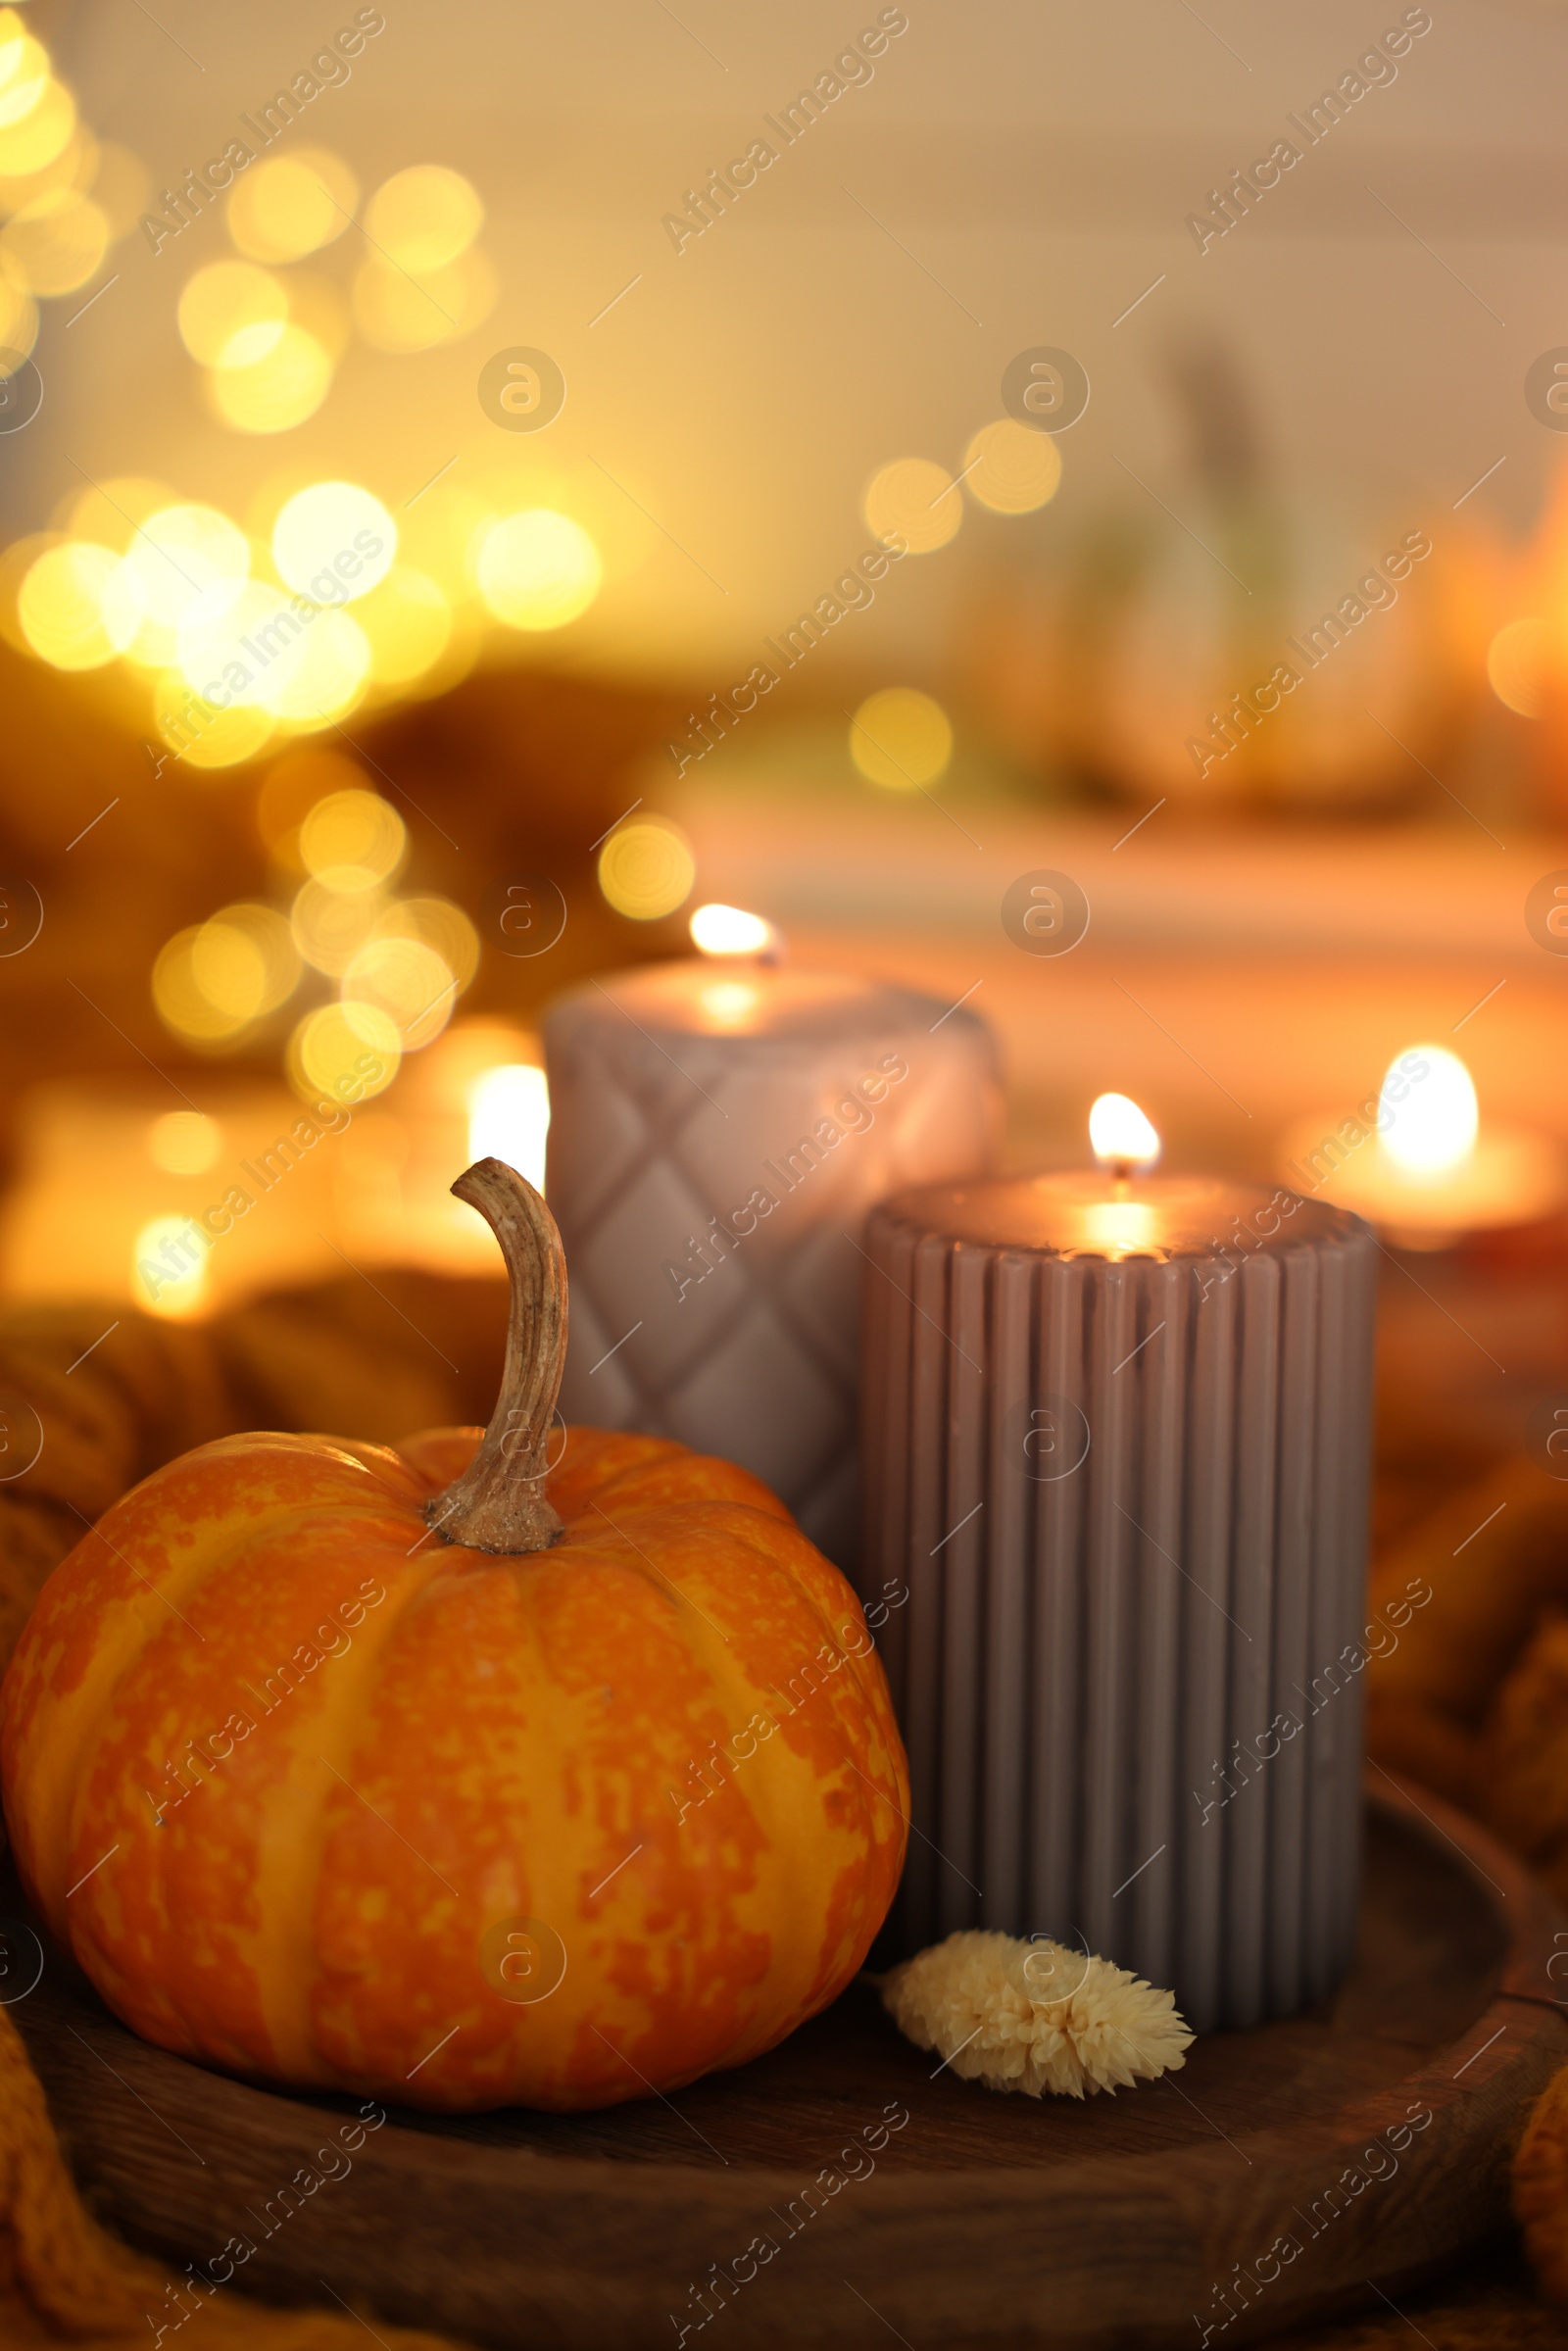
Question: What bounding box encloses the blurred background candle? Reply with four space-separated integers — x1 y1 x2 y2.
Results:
0 1014 551 1312
859 1099 1377 2033
543 910 1002 1565
1282 1043 1567 1250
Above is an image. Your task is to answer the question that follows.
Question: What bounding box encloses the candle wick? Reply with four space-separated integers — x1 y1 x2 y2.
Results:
1110 1162 1133 1197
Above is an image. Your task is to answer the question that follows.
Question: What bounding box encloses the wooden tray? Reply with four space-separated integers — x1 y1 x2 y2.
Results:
9 1773 1565 2350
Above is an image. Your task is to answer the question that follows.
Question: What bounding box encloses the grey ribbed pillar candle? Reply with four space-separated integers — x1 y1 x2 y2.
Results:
543 961 1001 1568
858 1175 1376 2033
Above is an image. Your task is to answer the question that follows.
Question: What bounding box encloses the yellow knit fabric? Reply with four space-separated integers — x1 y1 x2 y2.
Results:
0 1996 454 2347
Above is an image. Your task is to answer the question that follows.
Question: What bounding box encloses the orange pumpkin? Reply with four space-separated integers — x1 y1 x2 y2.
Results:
0 1163 907 2112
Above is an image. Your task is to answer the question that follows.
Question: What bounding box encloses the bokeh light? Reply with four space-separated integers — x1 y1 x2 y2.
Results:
0 21 48 127
176 575 371 724
475 509 601 631
353 566 453 685
372 896 479 992
153 926 252 1043
598 817 696 920
365 165 482 270
132 1217 208 1318
291 875 387 975
152 907 298 1042
189 903 301 1021
176 577 293 702
863 457 961 555
147 1111 221 1175
207 322 332 433
89 142 152 238
263 607 372 722
849 687 954 789
152 671 274 770
299 788 406 888
255 745 368 867
62 474 172 555
350 247 496 353
288 1002 400 1103
0 77 74 176
468 1064 549 1190
271 482 396 602
961 417 1062 514
282 269 350 362
0 186 108 294
177 259 288 367
0 267 37 363
226 148 358 263
1488 618 1550 718
18 541 138 668
343 934 456 1051
123 503 250 650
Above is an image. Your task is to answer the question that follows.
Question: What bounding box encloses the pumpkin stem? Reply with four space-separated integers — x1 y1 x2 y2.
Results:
426 1158 567 1553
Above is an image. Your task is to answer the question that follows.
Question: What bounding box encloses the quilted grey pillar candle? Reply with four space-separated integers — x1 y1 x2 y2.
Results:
858 1173 1376 2033
543 960 1001 1566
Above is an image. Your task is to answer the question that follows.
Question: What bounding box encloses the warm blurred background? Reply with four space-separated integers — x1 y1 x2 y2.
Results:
1 20 1568 2335
0 0 1565 1529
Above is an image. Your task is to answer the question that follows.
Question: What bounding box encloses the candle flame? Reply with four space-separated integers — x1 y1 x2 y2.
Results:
1089 1093 1160 1173
690 903 773 956
1379 1045 1477 1177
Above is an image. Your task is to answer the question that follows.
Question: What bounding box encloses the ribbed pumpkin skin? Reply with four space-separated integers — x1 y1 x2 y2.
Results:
0 1425 907 2112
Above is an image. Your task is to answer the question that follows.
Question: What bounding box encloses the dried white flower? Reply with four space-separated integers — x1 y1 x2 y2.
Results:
879 1930 1194 2099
